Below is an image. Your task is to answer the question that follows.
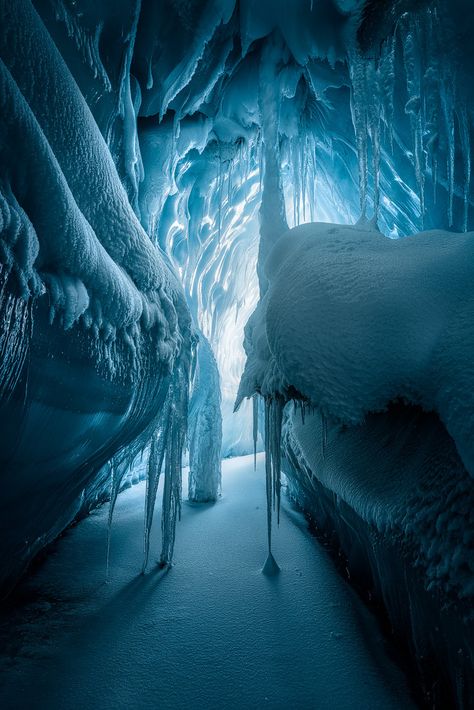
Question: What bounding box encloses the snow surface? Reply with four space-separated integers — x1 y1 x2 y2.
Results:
0 456 414 710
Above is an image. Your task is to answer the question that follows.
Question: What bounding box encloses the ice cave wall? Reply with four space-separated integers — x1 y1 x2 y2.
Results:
1 3 474 666
0 0 195 590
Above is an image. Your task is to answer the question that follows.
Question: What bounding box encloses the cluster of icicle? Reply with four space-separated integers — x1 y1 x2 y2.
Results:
52 0 112 92
106 359 190 578
350 3 471 231
0 266 33 402
253 393 327 575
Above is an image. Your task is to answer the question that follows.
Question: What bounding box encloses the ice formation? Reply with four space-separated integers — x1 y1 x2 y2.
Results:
241 219 474 478
188 332 222 503
1 0 474 700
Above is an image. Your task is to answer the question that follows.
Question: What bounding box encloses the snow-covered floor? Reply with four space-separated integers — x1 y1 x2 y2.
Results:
0 455 414 709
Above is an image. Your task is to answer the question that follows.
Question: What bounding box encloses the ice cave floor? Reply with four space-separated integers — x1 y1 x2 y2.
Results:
0 455 415 710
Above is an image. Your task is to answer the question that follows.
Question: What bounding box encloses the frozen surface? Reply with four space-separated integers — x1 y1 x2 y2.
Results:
0 456 414 710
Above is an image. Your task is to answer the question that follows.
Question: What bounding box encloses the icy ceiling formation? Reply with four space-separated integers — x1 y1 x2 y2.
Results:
31 0 474 454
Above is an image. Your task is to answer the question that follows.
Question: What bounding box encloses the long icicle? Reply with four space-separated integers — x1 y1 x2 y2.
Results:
142 407 170 573
253 394 259 471
262 395 282 575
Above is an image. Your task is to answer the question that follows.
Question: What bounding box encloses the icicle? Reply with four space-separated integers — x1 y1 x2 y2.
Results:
52 1 111 91
441 77 456 227
349 52 369 217
458 106 471 232
379 33 396 151
253 394 259 471
258 34 288 295
262 395 284 575
159 365 188 567
271 397 283 524
142 408 170 573
402 17 425 226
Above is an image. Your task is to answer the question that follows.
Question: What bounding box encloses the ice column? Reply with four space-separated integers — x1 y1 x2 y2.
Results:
188 333 222 503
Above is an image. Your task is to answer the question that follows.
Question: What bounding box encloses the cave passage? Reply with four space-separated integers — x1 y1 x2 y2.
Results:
0 455 413 710
2 0 474 707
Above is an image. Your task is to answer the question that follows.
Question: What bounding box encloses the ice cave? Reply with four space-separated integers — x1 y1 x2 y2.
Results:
0 0 473 707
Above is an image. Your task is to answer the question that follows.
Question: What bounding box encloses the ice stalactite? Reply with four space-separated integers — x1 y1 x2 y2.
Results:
349 4 473 232
140 361 190 571
253 394 259 470
401 15 425 226
458 106 471 233
349 52 369 217
142 403 170 573
106 445 148 580
262 395 284 576
255 34 291 573
349 50 384 221
51 0 112 92
257 33 288 295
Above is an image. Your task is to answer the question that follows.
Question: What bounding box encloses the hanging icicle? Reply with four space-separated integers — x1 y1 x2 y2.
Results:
253 394 259 471
262 394 284 575
349 51 369 218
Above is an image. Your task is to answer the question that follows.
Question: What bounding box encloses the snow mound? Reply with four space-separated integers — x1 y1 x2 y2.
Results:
239 220 474 478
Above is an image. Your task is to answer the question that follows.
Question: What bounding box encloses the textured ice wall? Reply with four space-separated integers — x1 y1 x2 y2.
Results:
0 0 191 590
282 404 474 706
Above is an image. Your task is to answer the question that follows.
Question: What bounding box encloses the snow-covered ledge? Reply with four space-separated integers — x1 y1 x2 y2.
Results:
238 220 474 703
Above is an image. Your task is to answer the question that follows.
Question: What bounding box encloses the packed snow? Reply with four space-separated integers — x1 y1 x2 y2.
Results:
0 456 415 710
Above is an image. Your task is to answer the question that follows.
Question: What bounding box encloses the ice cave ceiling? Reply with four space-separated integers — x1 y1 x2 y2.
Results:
27 0 472 455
